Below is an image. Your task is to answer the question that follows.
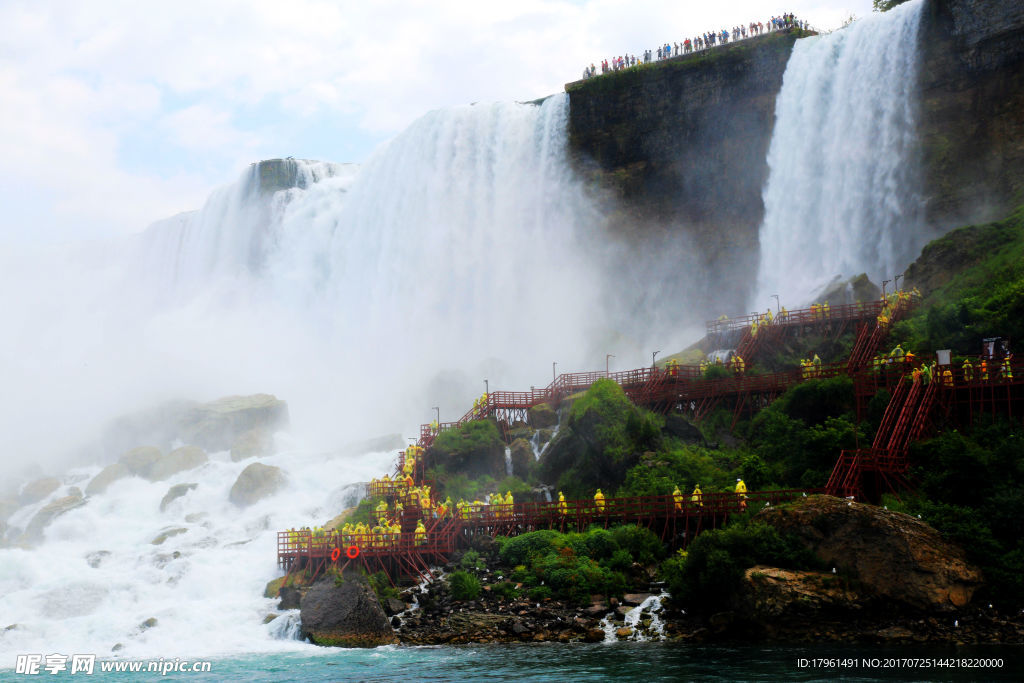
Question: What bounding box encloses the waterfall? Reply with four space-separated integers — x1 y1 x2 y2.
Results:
756 0 925 306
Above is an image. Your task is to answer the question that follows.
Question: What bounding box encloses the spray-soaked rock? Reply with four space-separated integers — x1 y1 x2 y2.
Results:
509 438 533 475
150 527 188 545
160 483 198 512
149 446 208 481
119 446 163 478
22 493 86 544
85 463 131 496
19 477 61 505
180 394 290 452
230 428 274 462
527 403 558 429
299 573 397 647
229 463 287 507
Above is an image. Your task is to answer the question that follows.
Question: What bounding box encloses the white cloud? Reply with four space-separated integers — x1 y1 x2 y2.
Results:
0 0 876 243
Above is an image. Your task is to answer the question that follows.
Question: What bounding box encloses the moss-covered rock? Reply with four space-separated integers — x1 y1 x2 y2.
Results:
22 493 86 544
159 483 198 512
427 420 506 481
230 428 273 462
527 403 558 429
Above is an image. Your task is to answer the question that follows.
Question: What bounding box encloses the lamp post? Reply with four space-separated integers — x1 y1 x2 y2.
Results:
433 406 439 427
882 279 891 299
484 379 489 396
894 274 903 292
652 350 660 368
552 362 557 382
606 354 615 376
771 294 780 314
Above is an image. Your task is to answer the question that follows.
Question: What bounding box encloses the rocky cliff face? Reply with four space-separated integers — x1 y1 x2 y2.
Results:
566 0 1024 311
566 30 806 315
918 0 1024 229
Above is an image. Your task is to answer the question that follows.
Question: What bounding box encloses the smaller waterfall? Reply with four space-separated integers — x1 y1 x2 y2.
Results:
757 0 926 305
504 447 513 476
266 611 302 641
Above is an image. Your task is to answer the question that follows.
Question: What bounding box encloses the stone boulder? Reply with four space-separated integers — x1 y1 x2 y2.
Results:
22 493 86 544
739 566 865 619
229 463 287 507
119 446 163 478
20 477 61 505
299 574 397 647
180 394 290 452
160 483 198 512
663 414 706 445
85 463 131 496
0 496 19 522
148 446 208 481
757 495 982 611
230 429 273 462
527 403 558 429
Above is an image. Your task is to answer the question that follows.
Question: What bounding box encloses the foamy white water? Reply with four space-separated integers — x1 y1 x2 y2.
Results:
756 0 925 305
0 446 394 667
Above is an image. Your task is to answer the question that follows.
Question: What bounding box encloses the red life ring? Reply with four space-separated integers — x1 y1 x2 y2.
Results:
346 545 360 559
330 547 341 562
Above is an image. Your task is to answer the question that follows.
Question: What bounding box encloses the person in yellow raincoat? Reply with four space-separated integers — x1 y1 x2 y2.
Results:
735 478 748 511
414 520 427 546
557 491 567 516
691 484 703 507
672 485 683 511
594 489 605 512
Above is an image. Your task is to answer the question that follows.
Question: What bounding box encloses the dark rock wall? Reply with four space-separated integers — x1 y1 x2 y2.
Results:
565 29 807 315
918 0 1024 229
566 0 1024 313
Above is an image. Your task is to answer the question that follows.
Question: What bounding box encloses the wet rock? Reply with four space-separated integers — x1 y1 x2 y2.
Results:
758 495 983 611
180 394 289 452
584 603 607 617
229 463 287 507
623 593 652 606
111 643 124 652
22 493 86 544
709 611 735 632
264 577 286 599
299 573 397 647
230 428 274 462
119 446 164 478
160 483 198 512
383 598 407 615
615 627 633 639
85 463 131 496
0 496 19 522
85 550 111 568
139 617 158 630
391 616 401 628
615 605 632 617
184 512 207 523
262 614 278 625
876 626 914 641
20 477 61 505
511 620 529 635
149 446 208 482
278 587 302 610
150 527 188 545
662 414 706 445
584 627 605 642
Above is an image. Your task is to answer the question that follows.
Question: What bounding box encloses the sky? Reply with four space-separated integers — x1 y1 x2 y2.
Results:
0 0 875 245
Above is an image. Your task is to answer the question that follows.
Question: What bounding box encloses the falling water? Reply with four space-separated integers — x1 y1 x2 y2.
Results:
756 0 925 305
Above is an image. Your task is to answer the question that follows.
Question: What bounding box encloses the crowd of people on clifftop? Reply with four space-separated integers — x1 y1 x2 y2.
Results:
581 13 807 79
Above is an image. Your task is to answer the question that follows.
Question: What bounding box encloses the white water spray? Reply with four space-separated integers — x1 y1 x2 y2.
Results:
756 0 925 305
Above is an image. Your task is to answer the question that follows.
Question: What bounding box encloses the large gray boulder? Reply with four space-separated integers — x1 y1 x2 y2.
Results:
20 477 61 505
0 496 20 522
85 463 131 496
22 493 86 545
160 483 198 512
229 463 287 507
299 573 397 647
119 446 163 478
148 446 208 481
181 394 290 452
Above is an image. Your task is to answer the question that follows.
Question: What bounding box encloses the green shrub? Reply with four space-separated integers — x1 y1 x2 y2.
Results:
491 581 518 600
367 571 399 602
460 549 486 572
448 571 481 601
528 585 552 601
703 364 730 380
609 525 664 565
498 530 561 566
